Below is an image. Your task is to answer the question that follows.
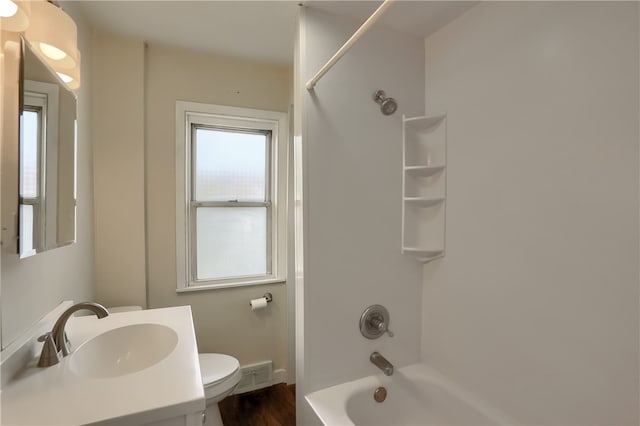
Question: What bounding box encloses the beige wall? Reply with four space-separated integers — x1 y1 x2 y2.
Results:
91 32 146 308
90 36 292 373
145 44 291 371
422 2 639 424
0 2 95 349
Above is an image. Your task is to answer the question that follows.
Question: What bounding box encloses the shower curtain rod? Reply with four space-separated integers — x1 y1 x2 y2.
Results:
305 0 395 91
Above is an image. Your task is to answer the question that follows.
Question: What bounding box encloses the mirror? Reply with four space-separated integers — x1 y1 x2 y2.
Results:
19 38 76 257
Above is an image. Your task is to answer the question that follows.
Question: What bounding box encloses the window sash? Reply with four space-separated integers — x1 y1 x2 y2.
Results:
191 201 271 207
189 124 273 283
20 105 44 199
190 124 272 203
189 204 273 283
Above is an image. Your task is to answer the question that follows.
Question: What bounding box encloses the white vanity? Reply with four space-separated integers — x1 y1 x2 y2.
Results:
1 305 205 425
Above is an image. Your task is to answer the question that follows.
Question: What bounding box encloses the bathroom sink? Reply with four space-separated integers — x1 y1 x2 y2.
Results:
2 306 202 426
69 323 178 378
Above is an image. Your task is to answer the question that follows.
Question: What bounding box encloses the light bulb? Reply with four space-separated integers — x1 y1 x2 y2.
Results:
57 72 72 83
0 0 18 18
40 42 68 61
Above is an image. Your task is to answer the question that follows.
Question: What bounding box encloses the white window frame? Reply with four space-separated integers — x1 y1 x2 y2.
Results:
176 101 288 292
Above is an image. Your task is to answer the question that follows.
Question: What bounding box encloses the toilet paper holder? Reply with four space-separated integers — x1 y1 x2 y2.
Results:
249 293 273 310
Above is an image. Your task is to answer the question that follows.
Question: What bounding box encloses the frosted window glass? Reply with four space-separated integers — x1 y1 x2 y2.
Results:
20 110 39 198
196 207 267 280
20 204 34 254
194 128 268 202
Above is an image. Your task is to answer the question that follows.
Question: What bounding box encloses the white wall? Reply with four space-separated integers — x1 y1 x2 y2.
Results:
422 2 639 425
0 2 95 349
295 6 425 415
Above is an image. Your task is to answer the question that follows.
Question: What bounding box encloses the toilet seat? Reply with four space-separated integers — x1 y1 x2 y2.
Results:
199 353 240 387
198 353 242 404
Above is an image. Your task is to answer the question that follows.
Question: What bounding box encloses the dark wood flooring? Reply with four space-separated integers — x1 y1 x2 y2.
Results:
219 383 296 426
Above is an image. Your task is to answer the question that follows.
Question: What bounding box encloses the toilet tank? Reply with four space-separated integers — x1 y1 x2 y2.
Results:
108 306 143 313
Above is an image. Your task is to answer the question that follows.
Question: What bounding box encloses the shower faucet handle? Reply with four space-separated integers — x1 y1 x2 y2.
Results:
371 315 394 337
360 305 394 339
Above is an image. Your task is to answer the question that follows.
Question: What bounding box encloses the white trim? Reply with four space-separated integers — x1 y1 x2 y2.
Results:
175 101 288 291
294 5 310 406
176 278 285 293
286 105 296 384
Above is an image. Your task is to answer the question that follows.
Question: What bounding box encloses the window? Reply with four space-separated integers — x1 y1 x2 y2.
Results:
20 105 44 257
19 80 59 258
176 102 288 291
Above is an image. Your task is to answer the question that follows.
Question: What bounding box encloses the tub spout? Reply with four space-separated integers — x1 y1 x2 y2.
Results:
370 351 394 376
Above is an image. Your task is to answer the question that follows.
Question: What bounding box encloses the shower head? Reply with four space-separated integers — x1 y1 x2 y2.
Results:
373 90 398 116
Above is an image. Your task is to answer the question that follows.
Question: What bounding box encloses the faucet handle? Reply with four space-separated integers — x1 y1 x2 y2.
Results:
371 316 394 337
37 332 61 368
360 305 394 339
62 331 71 353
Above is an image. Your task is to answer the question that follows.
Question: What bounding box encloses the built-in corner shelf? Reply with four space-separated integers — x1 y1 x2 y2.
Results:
404 165 445 177
404 115 446 131
401 247 444 263
403 197 445 208
401 114 447 263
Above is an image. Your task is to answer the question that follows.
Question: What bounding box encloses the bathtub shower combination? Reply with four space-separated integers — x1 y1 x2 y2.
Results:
306 363 513 426
305 305 513 426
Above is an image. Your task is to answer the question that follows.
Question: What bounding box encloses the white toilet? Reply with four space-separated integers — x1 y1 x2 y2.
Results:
199 353 242 425
109 306 242 425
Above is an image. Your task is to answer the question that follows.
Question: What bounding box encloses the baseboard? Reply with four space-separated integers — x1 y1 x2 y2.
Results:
273 368 287 385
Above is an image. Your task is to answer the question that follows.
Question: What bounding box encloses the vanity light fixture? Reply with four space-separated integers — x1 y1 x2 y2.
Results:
0 0 30 32
56 50 80 89
25 0 81 89
25 0 78 70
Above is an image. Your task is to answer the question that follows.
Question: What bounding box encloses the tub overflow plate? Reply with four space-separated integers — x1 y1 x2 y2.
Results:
374 386 387 403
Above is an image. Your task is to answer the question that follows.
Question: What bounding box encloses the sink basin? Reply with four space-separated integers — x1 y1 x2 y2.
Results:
69 323 178 378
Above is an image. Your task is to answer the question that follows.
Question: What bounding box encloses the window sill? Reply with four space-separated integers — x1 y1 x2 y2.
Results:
176 277 286 293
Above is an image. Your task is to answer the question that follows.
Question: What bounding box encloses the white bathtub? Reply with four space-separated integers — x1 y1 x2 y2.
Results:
306 363 513 426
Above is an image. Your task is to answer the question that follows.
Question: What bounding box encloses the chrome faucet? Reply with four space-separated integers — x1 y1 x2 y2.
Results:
38 302 109 367
370 351 394 376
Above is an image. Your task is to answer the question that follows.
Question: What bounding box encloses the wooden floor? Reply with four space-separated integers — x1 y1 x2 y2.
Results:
219 383 296 426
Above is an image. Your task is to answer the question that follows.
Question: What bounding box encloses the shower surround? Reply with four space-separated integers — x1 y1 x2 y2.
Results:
294 6 425 424
296 2 639 425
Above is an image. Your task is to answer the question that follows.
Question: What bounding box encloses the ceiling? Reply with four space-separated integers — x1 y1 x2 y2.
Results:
73 1 476 66
306 1 476 39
